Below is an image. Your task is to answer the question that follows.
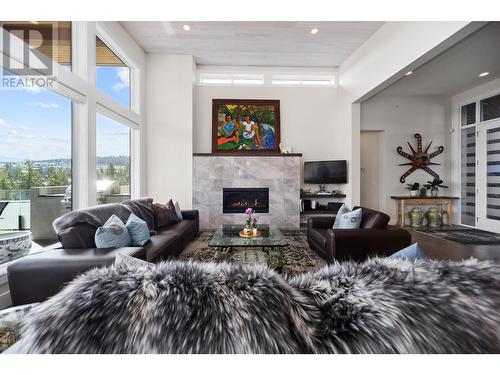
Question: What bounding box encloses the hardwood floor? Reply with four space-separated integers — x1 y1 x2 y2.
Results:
405 225 500 262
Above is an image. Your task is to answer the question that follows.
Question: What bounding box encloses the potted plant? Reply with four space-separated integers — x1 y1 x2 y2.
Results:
244 208 259 236
424 178 448 197
252 217 258 235
407 182 420 197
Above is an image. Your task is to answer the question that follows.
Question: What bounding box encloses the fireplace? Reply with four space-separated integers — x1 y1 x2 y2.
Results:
222 188 269 213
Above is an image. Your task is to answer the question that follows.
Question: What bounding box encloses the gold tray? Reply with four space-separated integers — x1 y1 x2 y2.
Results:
239 230 261 238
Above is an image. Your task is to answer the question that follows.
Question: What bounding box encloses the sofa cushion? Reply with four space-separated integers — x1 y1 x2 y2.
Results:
122 198 155 232
7 246 145 306
95 215 130 249
153 200 179 229
354 206 390 229
142 229 182 262
333 204 362 229
125 213 151 246
310 228 328 248
54 203 133 248
56 223 99 249
167 219 198 248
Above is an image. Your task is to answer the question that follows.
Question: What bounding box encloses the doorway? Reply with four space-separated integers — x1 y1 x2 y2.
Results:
360 131 382 210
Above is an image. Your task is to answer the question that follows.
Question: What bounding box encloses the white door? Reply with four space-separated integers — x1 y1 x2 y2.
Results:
477 119 500 232
360 131 381 210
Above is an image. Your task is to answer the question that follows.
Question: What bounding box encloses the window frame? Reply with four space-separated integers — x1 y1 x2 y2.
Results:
0 21 144 209
197 65 337 88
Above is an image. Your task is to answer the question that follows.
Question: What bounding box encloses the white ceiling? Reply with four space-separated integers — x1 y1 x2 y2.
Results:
120 21 384 67
377 22 500 97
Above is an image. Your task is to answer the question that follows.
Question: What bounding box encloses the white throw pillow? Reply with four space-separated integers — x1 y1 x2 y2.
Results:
114 253 151 270
333 204 362 229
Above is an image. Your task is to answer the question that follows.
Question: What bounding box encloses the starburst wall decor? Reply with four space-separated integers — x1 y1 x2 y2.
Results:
397 133 444 183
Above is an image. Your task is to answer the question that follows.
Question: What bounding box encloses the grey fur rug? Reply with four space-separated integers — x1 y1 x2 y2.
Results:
14 257 500 354
180 230 326 274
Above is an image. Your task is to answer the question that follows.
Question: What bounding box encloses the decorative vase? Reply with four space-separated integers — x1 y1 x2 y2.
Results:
410 190 418 197
252 227 258 236
431 187 438 197
442 211 449 226
408 207 424 227
243 225 252 235
420 187 427 197
426 207 442 227
425 188 432 197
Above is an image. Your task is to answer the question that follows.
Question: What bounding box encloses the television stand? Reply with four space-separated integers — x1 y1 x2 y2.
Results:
316 191 332 195
299 192 347 227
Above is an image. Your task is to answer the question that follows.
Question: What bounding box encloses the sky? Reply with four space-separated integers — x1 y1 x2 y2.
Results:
0 66 130 162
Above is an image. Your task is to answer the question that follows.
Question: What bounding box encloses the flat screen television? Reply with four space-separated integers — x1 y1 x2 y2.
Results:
304 160 347 184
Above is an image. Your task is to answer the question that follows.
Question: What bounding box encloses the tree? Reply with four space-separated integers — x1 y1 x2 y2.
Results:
104 162 116 179
18 160 43 189
0 169 13 189
47 168 70 186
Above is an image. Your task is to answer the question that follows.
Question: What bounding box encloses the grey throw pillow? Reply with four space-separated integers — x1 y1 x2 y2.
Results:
173 200 183 221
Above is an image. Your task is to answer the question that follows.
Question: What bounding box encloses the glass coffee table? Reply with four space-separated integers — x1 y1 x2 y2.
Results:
208 224 288 269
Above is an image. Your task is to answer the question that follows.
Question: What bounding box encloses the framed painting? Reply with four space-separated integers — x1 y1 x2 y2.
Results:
212 99 281 154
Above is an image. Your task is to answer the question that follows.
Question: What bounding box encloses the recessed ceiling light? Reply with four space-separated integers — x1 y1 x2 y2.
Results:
183 24 191 31
310 28 319 34
478 71 490 77
404 71 413 76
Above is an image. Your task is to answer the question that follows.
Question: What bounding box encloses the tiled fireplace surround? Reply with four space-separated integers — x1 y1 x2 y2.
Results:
193 155 301 229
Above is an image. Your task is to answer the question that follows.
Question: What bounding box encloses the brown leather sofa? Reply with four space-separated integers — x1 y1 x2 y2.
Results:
307 206 411 263
7 198 199 306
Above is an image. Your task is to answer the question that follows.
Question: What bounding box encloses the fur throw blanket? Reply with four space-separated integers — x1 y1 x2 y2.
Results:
15 258 500 354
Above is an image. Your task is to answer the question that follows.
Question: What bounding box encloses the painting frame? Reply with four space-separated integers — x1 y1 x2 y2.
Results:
211 99 281 155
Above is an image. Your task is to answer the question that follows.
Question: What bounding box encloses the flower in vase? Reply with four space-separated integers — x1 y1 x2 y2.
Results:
252 217 258 228
245 208 254 215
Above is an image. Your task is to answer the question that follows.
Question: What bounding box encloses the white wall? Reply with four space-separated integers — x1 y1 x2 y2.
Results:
146 54 195 208
361 95 452 223
194 85 347 191
336 21 472 207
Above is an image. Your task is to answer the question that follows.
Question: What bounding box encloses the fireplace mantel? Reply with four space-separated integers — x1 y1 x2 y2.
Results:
193 153 302 157
193 155 300 229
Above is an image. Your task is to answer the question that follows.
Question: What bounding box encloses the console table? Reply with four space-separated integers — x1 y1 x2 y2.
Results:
390 196 459 226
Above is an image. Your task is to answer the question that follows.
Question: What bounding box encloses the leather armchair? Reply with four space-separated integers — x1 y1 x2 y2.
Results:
307 207 411 263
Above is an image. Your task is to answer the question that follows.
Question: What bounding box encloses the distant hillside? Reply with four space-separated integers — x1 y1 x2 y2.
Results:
96 156 130 168
0 156 129 168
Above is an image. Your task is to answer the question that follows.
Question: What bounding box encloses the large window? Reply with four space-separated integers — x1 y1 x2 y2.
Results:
96 113 130 204
1 21 142 261
96 37 130 108
0 70 72 246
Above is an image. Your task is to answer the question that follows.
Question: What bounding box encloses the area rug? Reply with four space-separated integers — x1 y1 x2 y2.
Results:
416 228 500 245
179 230 326 275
